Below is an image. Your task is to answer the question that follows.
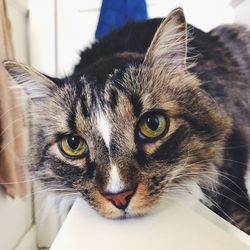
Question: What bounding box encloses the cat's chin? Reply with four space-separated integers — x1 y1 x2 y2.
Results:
100 209 147 220
119 211 145 220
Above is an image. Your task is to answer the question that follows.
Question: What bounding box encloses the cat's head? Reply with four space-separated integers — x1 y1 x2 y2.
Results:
4 8 231 218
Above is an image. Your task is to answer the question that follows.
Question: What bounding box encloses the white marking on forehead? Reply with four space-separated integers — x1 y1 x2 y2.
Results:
96 109 111 149
107 164 125 194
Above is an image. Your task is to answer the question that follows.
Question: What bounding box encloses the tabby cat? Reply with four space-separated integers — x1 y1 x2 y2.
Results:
4 8 250 234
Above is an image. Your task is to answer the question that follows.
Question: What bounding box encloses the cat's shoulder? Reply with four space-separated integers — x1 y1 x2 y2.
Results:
209 24 250 68
73 18 163 75
210 24 250 47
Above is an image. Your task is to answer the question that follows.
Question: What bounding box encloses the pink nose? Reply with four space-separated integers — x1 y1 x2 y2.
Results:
104 190 135 210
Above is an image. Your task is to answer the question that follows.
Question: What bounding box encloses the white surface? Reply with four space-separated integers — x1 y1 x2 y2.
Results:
0 187 33 250
56 0 101 76
29 0 56 76
234 0 250 28
51 197 250 250
15 225 37 250
8 0 29 64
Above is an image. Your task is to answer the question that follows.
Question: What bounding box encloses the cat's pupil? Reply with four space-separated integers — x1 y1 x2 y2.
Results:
146 116 159 131
67 136 80 150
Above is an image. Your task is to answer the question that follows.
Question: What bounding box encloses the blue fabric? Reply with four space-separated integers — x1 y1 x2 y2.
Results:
95 0 147 39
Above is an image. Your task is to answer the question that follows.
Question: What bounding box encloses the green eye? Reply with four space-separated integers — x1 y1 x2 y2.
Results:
58 135 88 158
137 111 169 141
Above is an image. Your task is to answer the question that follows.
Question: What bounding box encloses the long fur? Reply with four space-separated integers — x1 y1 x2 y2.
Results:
3 8 250 234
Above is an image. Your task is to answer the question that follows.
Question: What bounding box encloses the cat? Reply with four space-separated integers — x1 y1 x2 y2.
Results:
4 8 250 234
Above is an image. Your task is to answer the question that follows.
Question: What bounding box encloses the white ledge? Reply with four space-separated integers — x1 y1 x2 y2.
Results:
51 196 250 250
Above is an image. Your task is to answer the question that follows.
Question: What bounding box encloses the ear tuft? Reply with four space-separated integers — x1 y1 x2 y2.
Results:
144 7 187 69
3 60 56 101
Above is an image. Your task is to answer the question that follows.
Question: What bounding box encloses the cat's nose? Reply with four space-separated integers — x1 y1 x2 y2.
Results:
104 189 135 210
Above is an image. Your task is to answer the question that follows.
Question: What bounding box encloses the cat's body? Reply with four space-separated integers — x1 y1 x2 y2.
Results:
4 9 250 234
72 17 250 231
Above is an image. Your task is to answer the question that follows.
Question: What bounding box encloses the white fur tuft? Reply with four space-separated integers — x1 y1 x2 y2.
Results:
107 164 125 194
96 110 111 149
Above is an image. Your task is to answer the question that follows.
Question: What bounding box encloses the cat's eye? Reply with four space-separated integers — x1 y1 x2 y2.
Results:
137 111 169 142
58 135 88 159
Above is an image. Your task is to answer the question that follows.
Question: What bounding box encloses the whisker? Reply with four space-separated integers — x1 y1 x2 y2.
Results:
0 132 25 154
173 182 250 213
0 116 25 138
161 184 248 231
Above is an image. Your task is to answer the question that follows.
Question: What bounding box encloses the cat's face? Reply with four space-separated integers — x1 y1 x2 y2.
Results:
4 8 231 218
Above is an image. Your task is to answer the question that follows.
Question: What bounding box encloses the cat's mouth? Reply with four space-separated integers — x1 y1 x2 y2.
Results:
89 183 159 219
100 205 149 220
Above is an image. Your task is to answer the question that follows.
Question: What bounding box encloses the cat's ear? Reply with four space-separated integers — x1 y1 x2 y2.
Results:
144 8 187 69
3 61 57 101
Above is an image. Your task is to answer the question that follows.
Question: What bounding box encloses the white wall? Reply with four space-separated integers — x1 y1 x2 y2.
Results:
29 0 235 77
56 0 102 77
148 0 234 31
234 0 250 28
0 1 35 249
8 0 29 63
29 0 56 76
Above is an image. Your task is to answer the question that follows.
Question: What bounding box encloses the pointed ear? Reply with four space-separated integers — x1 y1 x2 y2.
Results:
3 61 57 101
144 8 187 69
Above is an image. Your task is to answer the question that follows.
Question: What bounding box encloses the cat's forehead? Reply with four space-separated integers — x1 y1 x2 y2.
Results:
74 64 142 113
59 64 178 130
66 51 173 111
56 72 137 139
83 72 138 122
52 55 187 145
